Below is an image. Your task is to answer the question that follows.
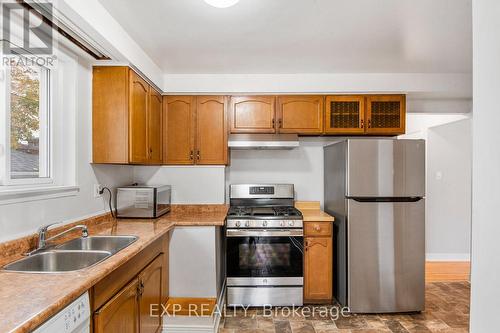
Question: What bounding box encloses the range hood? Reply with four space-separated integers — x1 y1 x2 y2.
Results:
228 134 300 150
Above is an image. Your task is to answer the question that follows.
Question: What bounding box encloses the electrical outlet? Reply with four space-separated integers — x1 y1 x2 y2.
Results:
94 184 103 198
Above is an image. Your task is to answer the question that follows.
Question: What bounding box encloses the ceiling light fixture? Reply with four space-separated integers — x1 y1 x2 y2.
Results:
204 0 240 8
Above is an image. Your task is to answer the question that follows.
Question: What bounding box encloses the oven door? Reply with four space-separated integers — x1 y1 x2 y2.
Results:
226 229 303 286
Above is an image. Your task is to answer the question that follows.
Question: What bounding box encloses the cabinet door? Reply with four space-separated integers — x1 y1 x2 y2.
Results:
92 66 129 164
229 96 276 133
324 96 365 134
304 237 333 303
164 96 195 164
94 278 139 333
148 88 163 164
129 71 149 163
366 95 406 135
139 255 164 333
196 96 228 165
277 95 324 134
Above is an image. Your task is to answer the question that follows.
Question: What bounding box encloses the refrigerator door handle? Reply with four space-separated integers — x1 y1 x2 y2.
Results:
347 197 423 203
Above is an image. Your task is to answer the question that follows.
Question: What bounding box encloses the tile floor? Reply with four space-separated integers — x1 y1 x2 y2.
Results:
219 282 470 333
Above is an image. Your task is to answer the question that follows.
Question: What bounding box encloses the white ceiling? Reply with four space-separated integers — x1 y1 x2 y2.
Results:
99 0 471 74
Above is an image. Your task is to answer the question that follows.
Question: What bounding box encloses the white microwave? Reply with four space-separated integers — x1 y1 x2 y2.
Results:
116 185 171 218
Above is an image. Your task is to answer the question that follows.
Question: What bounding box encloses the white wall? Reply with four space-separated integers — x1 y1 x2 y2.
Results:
404 113 471 138
57 0 163 88
470 1 500 331
0 58 133 243
226 137 340 206
426 119 472 261
133 166 225 204
163 73 471 96
169 227 219 298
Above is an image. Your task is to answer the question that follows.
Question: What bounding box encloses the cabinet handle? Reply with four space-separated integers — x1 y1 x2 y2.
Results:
137 281 144 296
360 119 364 128
368 119 372 128
189 150 194 160
197 150 200 161
272 118 275 128
314 225 321 231
278 119 282 128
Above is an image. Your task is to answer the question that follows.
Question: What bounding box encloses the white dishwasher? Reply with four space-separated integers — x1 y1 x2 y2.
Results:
33 292 90 333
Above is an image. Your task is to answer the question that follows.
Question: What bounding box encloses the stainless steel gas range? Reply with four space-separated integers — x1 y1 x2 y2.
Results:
225 184 304 307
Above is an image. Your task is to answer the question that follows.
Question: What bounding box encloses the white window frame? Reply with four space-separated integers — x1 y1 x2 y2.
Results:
1 57 54 186
0 45 78 203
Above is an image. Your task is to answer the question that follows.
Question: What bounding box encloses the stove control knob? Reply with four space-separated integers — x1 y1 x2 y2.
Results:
262 221 268 227
235 221 241 227
280 221 285 227
245 221 250 227
288 221 295 227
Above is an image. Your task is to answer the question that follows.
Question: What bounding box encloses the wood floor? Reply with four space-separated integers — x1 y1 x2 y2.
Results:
219 282 470 333
425 262 470 282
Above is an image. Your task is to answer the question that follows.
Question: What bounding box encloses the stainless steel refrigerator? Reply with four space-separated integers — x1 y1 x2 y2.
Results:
324 139 425 313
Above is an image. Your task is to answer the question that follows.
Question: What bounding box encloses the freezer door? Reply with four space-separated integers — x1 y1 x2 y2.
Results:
347 199 425 313
347 139 425 197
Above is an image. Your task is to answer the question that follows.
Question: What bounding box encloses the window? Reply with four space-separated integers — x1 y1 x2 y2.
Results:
0 14 79 203
0 48 78 201
6 60 51 183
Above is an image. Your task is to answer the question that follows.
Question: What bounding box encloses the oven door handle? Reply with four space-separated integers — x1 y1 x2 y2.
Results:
226 229 303 237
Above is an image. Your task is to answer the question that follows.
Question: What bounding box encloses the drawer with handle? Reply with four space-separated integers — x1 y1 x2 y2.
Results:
304 221 332 237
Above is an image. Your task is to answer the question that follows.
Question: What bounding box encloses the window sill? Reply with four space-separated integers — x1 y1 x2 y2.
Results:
0 185 80 206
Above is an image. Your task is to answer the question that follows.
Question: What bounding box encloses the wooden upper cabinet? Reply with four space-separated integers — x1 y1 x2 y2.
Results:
366 94 406 135
139 255 163 333
196 96 228 165
277 96 324 134
229 96 276 133
94 278 139 333
148 89 163 164
164 96 195 165
92 67 129 164
129 71 149 164
93 66 164 164
324 95 365 134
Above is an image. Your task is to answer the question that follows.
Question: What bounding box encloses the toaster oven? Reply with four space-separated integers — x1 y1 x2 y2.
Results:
116 185 171 218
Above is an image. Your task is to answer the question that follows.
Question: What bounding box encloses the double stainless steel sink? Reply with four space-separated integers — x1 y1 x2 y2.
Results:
3 236 137 273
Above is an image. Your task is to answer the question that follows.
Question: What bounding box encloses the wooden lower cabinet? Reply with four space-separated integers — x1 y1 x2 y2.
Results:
94 254 164 333
304 221 333 303
94 278 139 333
139 255 164 333
92 235 169 333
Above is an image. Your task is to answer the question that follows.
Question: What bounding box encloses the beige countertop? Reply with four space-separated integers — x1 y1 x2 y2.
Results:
296 201 335 222
300 209 335 222
0 204 227 333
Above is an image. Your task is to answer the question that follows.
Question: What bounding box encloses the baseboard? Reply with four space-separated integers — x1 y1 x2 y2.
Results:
162 282 226 333
425 261 470 282
426 253 470 261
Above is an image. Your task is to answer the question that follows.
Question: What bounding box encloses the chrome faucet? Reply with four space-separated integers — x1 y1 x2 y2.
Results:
30 222 89 255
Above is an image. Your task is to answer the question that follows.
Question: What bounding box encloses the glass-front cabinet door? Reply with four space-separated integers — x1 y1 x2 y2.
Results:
324 95 365 134
366 95 406 135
